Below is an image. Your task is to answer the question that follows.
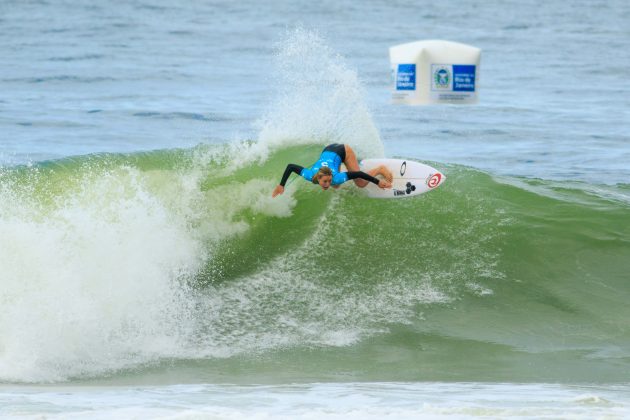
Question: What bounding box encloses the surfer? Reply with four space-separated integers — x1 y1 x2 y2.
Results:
272 143 393 197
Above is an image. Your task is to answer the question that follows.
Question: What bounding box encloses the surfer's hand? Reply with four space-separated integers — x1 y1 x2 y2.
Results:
378 179 392 189
272 185 284 197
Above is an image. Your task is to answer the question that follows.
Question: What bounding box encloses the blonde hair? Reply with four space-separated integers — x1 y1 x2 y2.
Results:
312 167 332 184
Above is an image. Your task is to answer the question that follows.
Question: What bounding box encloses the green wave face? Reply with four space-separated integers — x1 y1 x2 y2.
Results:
1 145 629 384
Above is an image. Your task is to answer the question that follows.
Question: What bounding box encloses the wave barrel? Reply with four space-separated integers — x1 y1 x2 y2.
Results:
389 40 481 105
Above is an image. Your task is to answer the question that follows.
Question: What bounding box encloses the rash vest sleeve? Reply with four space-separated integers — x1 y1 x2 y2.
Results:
346 171 381 185
279 164 305 187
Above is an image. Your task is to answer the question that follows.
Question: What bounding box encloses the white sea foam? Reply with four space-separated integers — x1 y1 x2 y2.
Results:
2 382 629 419
238 27 384 166
0 167 204 382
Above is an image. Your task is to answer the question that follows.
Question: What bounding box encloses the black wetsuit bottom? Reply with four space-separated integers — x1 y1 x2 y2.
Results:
323 143 346 161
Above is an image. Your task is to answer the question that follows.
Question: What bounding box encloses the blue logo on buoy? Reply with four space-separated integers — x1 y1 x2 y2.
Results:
396 64 416 90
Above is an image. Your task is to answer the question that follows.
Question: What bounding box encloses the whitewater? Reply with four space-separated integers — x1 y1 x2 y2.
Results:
2 0 630 418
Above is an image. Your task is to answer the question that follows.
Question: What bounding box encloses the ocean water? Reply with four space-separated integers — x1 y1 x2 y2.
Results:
1 0 630 418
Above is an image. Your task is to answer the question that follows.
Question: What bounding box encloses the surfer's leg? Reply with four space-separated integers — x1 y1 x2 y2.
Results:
343 145 368 188
343 146 393 187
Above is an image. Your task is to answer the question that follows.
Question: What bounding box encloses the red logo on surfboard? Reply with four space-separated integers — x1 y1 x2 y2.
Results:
427 173 442 188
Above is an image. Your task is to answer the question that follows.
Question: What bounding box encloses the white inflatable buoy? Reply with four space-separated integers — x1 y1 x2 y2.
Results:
389 40 481 105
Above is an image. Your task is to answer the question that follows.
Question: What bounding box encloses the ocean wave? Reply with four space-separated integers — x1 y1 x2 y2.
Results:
1 145 629 383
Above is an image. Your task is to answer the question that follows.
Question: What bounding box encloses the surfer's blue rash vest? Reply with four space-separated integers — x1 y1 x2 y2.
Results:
300 151 349 185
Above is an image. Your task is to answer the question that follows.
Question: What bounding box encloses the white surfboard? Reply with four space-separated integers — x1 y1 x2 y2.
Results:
359 158 446 199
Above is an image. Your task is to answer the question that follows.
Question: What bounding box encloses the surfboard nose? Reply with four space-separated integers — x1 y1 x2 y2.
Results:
426 172 445 189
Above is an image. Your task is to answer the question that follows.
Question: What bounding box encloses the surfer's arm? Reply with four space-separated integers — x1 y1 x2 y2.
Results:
346 171 382 186
279 164 304 187
273 164 304 197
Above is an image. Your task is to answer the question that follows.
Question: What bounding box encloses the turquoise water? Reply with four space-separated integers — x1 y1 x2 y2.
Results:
1 0 630 418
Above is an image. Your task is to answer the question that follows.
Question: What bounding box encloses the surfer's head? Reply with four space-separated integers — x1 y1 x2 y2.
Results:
312 167 333 190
